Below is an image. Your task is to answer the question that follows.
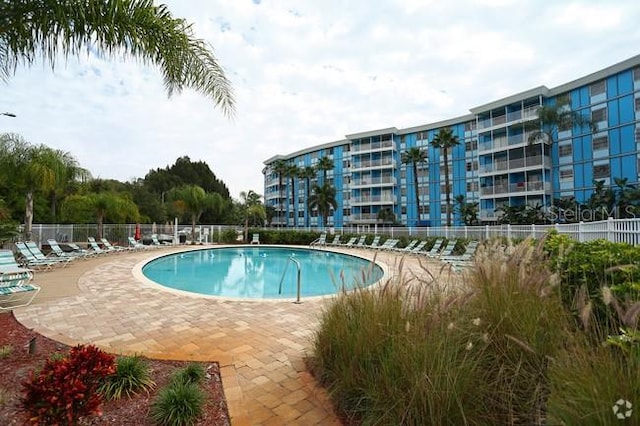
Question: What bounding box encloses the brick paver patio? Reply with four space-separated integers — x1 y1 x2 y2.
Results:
13 244 457 425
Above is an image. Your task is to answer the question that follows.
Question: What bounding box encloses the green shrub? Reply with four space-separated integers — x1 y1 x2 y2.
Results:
220 228 238 244
150 380 205 426
170 363 206 386
99 355 155 400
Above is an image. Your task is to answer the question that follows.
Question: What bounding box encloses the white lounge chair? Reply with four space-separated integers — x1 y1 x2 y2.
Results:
250 234 260 245
310 233 327 247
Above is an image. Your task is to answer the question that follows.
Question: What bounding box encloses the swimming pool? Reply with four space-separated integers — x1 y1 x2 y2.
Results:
141 246 384 299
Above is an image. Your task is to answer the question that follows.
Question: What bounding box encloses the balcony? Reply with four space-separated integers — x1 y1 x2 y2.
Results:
480 209 499 220
351 158 395 170
350 195 395 205
480 181 550 197
351 176 397 187
351 140 395 153
348 213 380 223
479 155 549 174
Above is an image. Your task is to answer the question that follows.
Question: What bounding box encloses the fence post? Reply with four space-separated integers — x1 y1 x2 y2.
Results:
607 217 614 243
578 221 584 242
464 226 468 239
531 223 536 239
507 224 511 241
485 225 489 240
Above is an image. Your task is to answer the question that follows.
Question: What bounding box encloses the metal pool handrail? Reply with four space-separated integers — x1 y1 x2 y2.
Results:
278 255 302 304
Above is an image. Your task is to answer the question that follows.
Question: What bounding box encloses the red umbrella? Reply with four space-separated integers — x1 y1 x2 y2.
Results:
134 224 141 241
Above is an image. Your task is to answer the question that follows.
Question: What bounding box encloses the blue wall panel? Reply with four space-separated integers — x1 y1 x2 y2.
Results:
619 95 635 124
620 124 636 154
621 154 638 183
608 99 619 127
607 76 618 97
610 128 621 156
610 157 622 180
618 70 633 95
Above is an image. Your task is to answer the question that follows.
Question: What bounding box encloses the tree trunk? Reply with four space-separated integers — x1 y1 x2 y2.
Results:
24 191 34 241
97 215 103 239
412 162 420 226
444 148 452 227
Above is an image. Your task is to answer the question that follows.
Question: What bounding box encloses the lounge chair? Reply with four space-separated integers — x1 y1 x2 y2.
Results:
354 235 368 248
249 234 260 245
310 233 327 247
0 264 40 310
366 236 381 249
87 237 109 255
340 237 358 247
100 238 126 253
67 243 98 257
25 241 74 267
422 238 444 257
393 240 419 253
375 239 399 251
327 235 341 246
127 236 149 250
442 241 479 265
47 239 89 260
426 239 457 258
14 242 63 270
409 240 428 254
0 250 35 275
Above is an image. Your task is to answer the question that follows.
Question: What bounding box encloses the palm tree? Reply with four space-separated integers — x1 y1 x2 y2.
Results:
169 184 222 238
0 134 63 240
1 0 234 115
308 183 337 229
271 159 288 227
60 192 139 238
239 190 265 242
298 166 316 227
430 127 459 226
525 104 596 208
316 156 334 184
401 147 427 226
42 148 91 222
284 164 299 227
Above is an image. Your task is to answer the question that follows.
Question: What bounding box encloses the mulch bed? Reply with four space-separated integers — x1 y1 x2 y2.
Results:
0 312 231 425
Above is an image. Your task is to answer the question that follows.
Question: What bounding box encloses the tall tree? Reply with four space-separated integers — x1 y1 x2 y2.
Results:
400 147 427 226
308 183 337 230
61 192 139 238
168 184 222 238
455 195 479 226
430 127 459 226
316 156 334 184
271 160 288 227
0 134 64 240
525 104 596 208
298 166 316 228
0 0 234 115
284 164 299 227
42 148 90 222
239 190 265 242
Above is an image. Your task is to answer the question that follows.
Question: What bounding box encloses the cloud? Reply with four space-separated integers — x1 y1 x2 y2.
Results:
3 0 640 200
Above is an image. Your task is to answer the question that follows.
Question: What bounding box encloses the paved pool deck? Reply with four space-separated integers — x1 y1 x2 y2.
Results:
13 244 462 425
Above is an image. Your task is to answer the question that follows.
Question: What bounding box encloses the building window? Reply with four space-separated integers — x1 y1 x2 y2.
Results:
401 188 407 196
593 162 610 179
466 181 479 192
635 97 640 111
558 144 572 157
559 168 573 181
591 107 607 123
419 205 430 214
634 67 640 82
590 80 606 97
635 126 640 143
592 135 608 151
401 206 407 215
465 139 478 151
342 209 350 216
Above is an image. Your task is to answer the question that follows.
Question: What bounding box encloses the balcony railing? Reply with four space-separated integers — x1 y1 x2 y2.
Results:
351 140 394 153
349 213 381 222
351 195 395 205
479 155 549 174
480 181 550 196
351 176 396 186
351 158 395 170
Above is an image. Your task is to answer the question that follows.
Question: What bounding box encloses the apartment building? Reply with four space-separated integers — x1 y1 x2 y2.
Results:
263 55 640 228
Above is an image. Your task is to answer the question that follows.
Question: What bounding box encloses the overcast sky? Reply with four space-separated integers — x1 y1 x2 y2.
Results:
3 0 640 199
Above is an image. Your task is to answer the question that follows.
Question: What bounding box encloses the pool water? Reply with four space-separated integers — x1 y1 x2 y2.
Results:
142 247 384 299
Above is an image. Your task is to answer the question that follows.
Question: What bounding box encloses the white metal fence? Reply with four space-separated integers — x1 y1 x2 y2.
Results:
27 217 640 247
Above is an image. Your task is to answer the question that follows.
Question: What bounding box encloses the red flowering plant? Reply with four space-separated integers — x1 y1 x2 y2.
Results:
22 344 116 425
